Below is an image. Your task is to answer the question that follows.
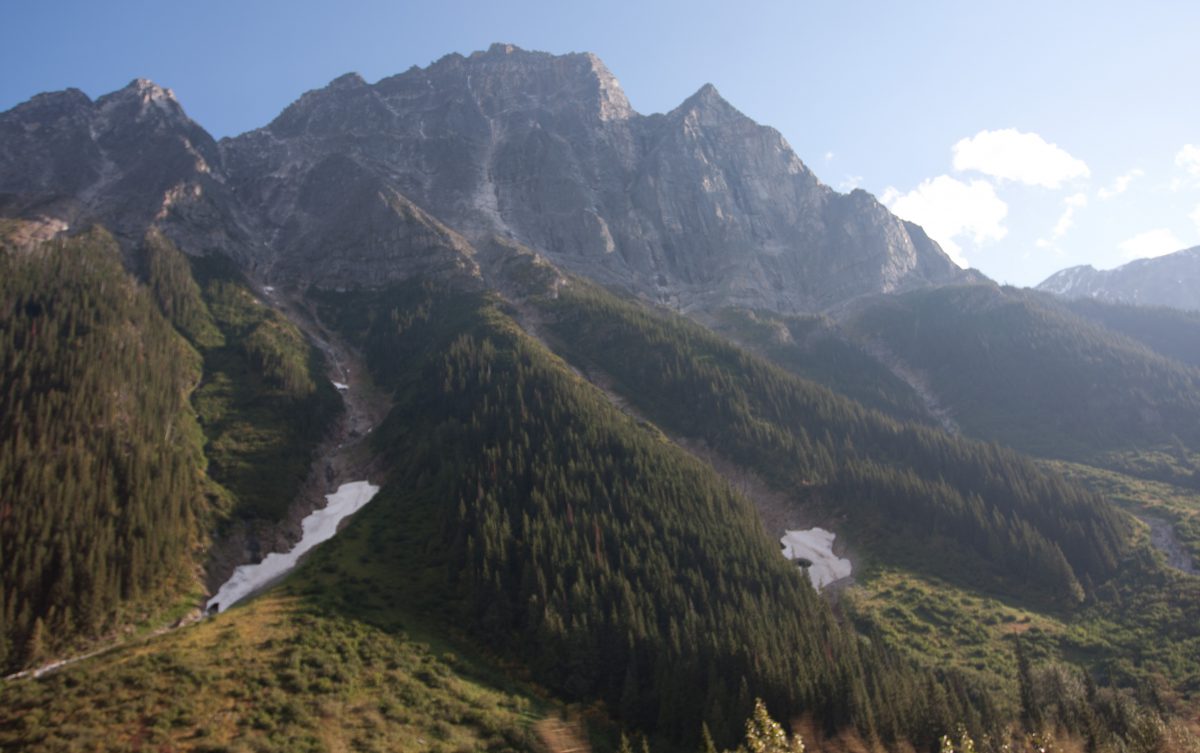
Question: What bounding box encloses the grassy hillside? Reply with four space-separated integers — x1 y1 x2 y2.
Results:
0 594 544 753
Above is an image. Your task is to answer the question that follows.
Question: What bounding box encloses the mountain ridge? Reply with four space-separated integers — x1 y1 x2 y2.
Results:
1037 245 1200 311
0 43 976 314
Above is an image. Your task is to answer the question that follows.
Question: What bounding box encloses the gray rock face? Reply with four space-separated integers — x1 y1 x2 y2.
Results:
0 79 253 261
1037 248 1200 311
219 43 967 305
1 43 970 310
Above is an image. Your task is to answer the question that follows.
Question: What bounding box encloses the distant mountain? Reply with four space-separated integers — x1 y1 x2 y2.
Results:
0 44 972 312
1037 246 1200 311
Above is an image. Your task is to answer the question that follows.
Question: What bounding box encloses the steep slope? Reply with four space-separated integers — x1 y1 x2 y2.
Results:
842 285 1200 481
707 307 941 427
1062 296 1200 369
532 279 1129 606
0 80 252 262
1037 246 1200 311
0 229 210 669
219 43 969 308
0 225 341 674
307 280 1003 748
0 45 971 312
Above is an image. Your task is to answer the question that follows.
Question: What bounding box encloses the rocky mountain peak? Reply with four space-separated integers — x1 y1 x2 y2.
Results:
97 78 181 114
579 51 634 121
688 82 726 107
6 88 93 120
671 82 749 131
328 72 368 90
2 44 974 311
87 78 201 147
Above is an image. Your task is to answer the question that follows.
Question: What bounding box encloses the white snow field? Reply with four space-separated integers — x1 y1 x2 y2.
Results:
780 528 852 590
206 481 380 613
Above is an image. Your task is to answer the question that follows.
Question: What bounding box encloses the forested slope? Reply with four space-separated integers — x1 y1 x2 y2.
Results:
0 229 209 669
710 307 936 426
843 286 1200 481
1062 296 1200 370
0 228 339 674
143 236 340 523
309 281 1004 749
536 281 1130 607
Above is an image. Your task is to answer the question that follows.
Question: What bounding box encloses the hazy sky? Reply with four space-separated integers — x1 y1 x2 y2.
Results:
3 0 1197 286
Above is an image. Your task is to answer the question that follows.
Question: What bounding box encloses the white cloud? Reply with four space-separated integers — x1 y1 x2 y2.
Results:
952 128 1090 188
838 175 863 191
1190 204 1200 236
1118 228 1185 261
824 151 835 162
1176 144 1200 177
1051 192 1088 239
884 175 1008 267
1097 169 1144 199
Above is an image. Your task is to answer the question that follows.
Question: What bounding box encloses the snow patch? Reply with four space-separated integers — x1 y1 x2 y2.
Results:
206 481 380 613
332 380 349 391
780 528 852 590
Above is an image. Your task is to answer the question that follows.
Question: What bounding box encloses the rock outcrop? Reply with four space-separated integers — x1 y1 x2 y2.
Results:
0 79 253 263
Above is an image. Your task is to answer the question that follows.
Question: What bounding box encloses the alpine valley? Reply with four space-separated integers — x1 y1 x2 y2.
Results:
1 44 1198 753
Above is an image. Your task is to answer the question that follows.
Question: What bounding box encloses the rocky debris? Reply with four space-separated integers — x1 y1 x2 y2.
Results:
1037 247 1200 311
1136 513 1197 575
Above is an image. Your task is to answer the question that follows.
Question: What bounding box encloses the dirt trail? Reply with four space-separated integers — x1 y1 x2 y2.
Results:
4 286 391 683
535 716 593 753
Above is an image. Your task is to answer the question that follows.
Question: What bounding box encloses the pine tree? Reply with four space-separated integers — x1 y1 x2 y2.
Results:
739 699 804 753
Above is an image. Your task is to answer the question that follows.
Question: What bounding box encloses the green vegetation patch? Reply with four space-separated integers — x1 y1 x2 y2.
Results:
171 250 340 522
0 595 542 753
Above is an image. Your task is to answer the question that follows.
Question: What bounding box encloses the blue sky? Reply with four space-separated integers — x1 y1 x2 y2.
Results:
3 0 1197 286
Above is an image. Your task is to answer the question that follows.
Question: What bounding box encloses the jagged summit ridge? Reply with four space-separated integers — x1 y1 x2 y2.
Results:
0 74 251 260
1037 247 1200 311
1 44 971 311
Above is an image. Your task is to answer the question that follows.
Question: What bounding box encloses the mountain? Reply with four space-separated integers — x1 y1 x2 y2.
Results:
837 285 1200 481
220 44 971 309
2 44 1199 753
0 79 254 263
0 44 971 312
1037 246 1200 311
